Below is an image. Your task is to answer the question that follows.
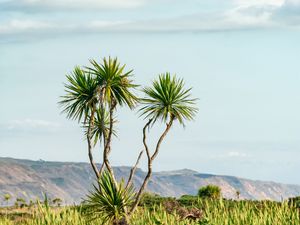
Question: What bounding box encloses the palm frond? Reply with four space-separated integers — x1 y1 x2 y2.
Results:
82 107 117 146
83 171 135 223
86 57 139 109
140 72 198 126
59 67 98 123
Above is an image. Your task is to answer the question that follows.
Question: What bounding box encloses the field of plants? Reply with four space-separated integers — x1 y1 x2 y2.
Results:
1 196 300 225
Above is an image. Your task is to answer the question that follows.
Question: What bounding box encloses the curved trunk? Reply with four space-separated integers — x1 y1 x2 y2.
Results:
103 98 117 185
129 118 173 215
126 150 143 189
87 105 99 179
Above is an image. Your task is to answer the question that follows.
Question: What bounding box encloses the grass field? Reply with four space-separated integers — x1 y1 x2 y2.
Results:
1 197 299 225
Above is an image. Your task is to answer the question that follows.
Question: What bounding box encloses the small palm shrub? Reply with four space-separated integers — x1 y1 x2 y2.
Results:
198 185 221 199
82 171 135 225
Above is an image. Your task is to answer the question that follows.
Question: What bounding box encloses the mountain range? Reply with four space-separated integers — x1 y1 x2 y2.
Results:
0 157 300 205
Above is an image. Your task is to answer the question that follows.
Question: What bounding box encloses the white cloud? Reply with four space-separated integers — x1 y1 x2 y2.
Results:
284 0 300 5
87 20 131 29
0 19 53 34
210 150 251 160
272 0 300 25
223 0 300 29
1 0 300 39
234 0 284 7
6 119 60 131
227 151 249 158
0 19 132 36
2 0 146 11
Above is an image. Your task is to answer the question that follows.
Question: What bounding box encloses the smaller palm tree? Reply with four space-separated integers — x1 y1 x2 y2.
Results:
130 72 198 215
83 171 135 225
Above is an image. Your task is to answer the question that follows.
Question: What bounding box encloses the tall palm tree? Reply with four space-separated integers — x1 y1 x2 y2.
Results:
59 67 100 178
130 72 198 214
60 58 138 182
86 57 138 184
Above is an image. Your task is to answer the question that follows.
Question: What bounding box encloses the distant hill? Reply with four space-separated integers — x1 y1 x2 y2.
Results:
0 157 300 205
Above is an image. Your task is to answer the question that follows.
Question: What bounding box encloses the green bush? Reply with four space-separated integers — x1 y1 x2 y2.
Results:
198 185 221 199
139 193 175 208
178 195 198 206
288 196 300 208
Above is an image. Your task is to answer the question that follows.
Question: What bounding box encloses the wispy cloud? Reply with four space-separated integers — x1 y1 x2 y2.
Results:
1 0 146 11
234 0 285 7
1 119 61 135
272 0 300 25
7 118 60 129
0 19 53 34
210 151 251 159
0 19 132 35
227 151 249 158
1 0 300 41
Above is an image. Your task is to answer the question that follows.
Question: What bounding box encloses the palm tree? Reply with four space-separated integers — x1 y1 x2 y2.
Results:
129 72 198 214
59 66 100 178
60 57 138 183
86 57 138 184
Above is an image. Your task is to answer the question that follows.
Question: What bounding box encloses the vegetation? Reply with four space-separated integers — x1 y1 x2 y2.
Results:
52 198 62 207
1 197 300 225
198 185 222 199
3 195 11 207
82 171 135 224
14 199 27 209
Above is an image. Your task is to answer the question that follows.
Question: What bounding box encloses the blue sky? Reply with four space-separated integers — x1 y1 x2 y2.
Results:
1 0 300 185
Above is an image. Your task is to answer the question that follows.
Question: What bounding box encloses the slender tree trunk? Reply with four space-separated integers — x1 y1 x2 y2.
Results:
126 150 144 189
97 85 115 181
103 98 117 185
97 86 106 178
129 118 173 215
87 105 100 179
98 161 105 177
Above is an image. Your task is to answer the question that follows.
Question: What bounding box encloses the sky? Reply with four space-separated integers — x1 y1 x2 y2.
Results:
0 0 300 185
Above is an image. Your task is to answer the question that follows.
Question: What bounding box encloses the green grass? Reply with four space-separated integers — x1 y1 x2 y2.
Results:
0 198 299 225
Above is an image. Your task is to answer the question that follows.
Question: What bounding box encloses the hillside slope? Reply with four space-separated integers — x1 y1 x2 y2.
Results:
0 157 299 205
